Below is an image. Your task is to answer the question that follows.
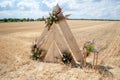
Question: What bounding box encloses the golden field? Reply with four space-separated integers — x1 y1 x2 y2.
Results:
0 20 120 80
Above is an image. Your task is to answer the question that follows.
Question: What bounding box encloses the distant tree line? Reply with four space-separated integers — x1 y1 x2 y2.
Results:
67 18 120 21
0 18 44 22
0 18 119 22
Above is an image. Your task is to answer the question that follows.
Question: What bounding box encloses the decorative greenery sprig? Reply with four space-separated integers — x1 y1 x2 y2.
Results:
85 45 94 52
31 44 45 60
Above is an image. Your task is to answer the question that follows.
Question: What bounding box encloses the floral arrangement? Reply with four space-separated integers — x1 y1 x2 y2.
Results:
31 44 45 60
62 51 72 64
44 5 63 31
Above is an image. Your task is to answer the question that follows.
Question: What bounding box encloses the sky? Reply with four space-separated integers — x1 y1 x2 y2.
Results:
0 0 120 20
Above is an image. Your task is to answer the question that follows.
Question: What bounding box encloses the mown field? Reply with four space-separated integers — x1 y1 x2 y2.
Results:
0 20 120 80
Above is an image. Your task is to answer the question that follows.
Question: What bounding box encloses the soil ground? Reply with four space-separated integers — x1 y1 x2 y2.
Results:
0 20 120 80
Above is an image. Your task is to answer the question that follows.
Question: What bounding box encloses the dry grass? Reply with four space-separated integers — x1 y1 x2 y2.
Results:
0 20 120 80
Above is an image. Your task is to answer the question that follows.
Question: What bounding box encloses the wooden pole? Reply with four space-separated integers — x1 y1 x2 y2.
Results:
93 52 95 69
95 53 98 72
84 52 87 67
58 18 83 63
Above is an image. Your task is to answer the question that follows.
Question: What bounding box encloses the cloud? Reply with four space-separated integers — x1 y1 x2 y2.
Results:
0 0 120 19
63 0 120 19
0 0 13 8
0 0 48 18
42 0 60 8
17 0 40 11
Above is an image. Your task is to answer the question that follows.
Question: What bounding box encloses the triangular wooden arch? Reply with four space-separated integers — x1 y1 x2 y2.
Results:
35 5 83 64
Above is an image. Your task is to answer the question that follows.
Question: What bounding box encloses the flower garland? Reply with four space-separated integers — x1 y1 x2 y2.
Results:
44 5 63 31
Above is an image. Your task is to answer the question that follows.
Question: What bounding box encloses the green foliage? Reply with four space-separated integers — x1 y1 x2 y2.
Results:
31 44 45 60
86 45 94 52
36 18 44 21
31 49 43 60
0 18 44 22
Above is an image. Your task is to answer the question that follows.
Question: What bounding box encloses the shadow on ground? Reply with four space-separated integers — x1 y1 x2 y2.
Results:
73 62 114 79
